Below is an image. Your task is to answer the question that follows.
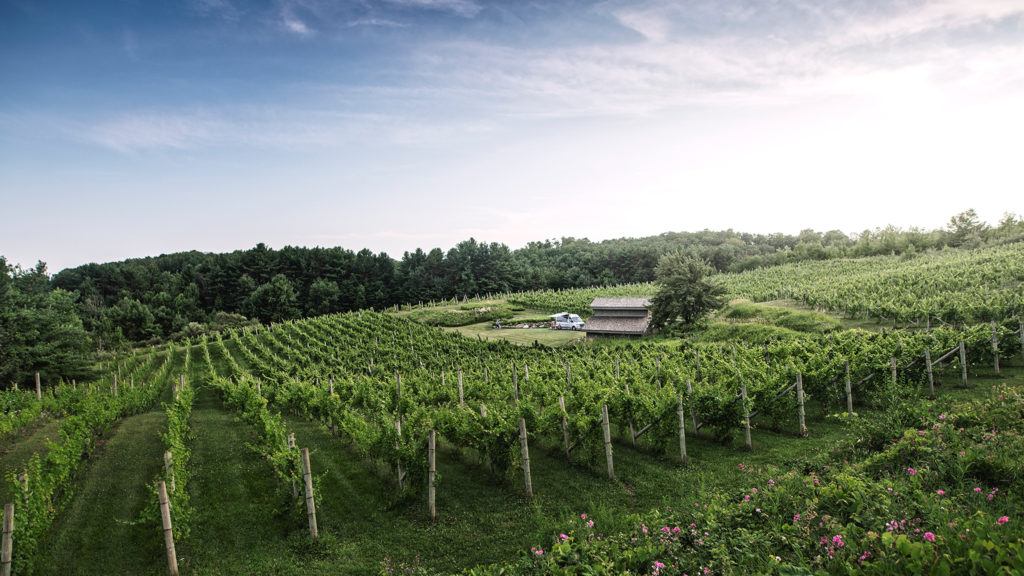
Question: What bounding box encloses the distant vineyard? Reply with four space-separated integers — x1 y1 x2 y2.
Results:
722 243 1024 326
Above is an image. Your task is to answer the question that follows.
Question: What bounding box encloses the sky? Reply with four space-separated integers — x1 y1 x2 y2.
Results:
1 0 1022 273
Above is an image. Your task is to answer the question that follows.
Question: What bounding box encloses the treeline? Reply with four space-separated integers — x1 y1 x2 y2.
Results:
2 210 1023 385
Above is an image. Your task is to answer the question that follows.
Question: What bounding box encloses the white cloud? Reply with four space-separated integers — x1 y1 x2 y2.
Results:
383 0 482 18
283 15 313 36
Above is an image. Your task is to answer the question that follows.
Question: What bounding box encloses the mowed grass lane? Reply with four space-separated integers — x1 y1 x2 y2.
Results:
182 382 299 574
36 380 176 575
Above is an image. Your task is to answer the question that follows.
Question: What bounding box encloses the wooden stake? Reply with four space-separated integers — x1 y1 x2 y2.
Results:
512 362 519 405
559 396 570 459
565 361 571 390
287 434 298 498
164 451 175 492
480 404 493 473
844 361 853 414
742 381 752 450
113 374 118 397
301 448 318 539
925 349 935 399
35 372 41 400
519 418 533 498
458 371 464 408
677 395 687 465
695 350 701 382
686 380 698 433
395 420 405 491
991 321 1000 375
959 340 968 388
158 482 179 576
601 404 614 480
796 373 807 438
428 430 437 521
625 383 637 448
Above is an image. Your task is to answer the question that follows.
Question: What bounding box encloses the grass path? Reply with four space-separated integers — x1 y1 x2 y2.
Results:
0 417 61 504
35 396 171 576
182 384 300 575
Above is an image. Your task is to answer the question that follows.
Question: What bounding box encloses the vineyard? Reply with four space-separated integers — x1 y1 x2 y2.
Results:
2 245 1024 574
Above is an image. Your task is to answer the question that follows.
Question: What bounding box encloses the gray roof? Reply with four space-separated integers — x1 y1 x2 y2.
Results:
590 297 652 310
584 316 651 335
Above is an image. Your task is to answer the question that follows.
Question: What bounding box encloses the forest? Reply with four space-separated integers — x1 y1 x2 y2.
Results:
1 210 1022 388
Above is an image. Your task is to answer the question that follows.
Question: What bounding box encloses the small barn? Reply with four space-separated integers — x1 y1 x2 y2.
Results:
585 297 652 339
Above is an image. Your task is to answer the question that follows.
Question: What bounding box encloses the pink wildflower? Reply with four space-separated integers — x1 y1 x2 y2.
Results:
998 516 1009 525
923 532 935 542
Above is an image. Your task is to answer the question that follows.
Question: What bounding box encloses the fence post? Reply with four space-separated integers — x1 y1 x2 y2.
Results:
301 448 318 539
164 451 175 492
625 383 637 448
844 361 853 414
959 340 968 388
158 482 179 576
480 404 493 473
991 321 1000 375
428 430 437 521
925 349 935 399
601 404 614 480
35 372 41 400
519 418 533 498
796 373 807 437
559 396 570 458
742 381 752 450
113 374 118 397
287 433 298 498
458 371 464 408
677 395 687 465
687 380 698 433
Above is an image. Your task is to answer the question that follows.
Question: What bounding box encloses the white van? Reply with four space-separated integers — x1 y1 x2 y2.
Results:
550 312 585 330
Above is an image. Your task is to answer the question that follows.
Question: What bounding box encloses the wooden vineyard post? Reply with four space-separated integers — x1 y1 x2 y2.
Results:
1 504 12 576
35 372 41 400
329 377 334 396
925 349 935 400
158 481 179 576
395 420 405 492
484 365 488 384
113 374 118 397
428 430 437 521
844 361 853 414
519 418 533 498
301 448 318 539
257 378 262 397
687 380 698 433
164 451 175 492
695 350 701 382
288 433 298 498
1019 321 1024 364
991 322 1000 376
480 404 493 474
601 404 614 481
512 363 519 406
625 383 637 448
130 376 134 391
677 395 687 465
890 357 898 388
524 363 529 381
796 373 807 438
458 371 464 408
565 362 571 390
559 396 570 459
741 381 752 450
959 340 968 388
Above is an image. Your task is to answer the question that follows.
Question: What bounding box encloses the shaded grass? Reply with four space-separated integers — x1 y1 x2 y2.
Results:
442 323 585 347
36 405 171 575
0 416 61 504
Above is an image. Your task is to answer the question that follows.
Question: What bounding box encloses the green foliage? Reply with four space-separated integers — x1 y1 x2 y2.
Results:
0 258 92 388
409 304 517 327
650 254 727 330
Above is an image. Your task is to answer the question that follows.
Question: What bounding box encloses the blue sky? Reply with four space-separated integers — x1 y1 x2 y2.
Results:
1 0 1022 272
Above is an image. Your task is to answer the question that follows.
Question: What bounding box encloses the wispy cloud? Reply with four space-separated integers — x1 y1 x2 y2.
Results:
382 0 482 18
282 14 314 36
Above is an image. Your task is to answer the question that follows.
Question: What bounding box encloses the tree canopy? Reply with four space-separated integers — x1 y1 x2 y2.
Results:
649 253 727 330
